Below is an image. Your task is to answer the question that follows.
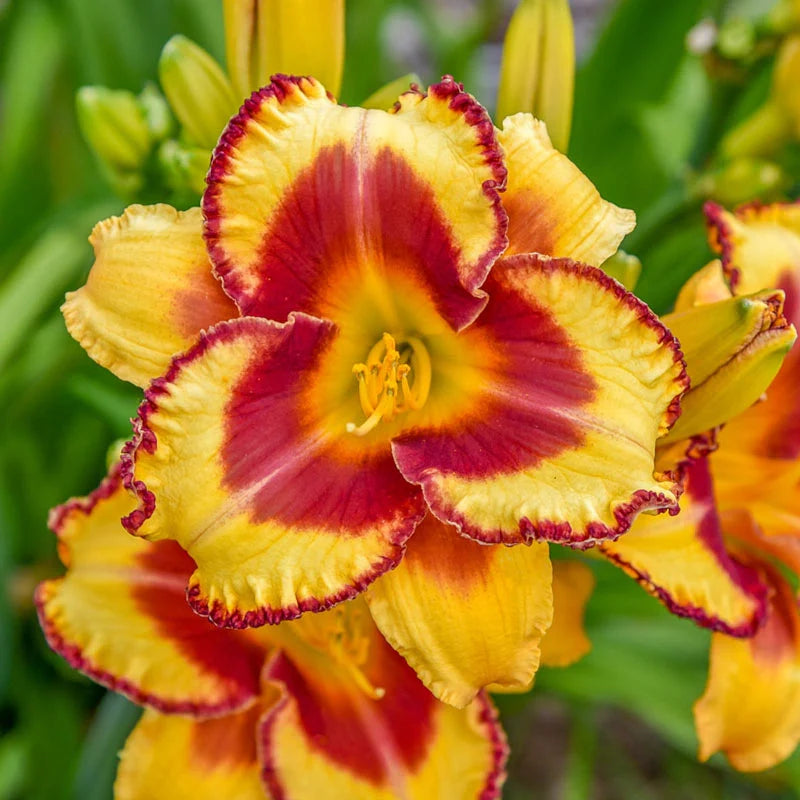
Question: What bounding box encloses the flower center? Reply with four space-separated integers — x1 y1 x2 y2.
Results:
346 332 432 436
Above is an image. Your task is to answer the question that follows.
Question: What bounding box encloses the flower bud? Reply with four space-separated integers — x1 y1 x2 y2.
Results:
661 290 796 442
76 86 151 173
600 250 641 291
158 139 210 198
223 0 344 99
159 35 238 149
696 158 788 206
496 0 574 152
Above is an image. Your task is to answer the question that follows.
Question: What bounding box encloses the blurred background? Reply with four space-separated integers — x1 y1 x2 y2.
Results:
1 0 799 797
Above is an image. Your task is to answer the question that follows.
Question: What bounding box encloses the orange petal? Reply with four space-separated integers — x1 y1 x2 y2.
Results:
540 560 594 668
366 514 553 707
62 205 237 387
36 466 264 714
695 564 800 772
393 255 687 546
115 707 265 800
499 114 635 263
123 315 425 627
204 75 507 332
601 458 768 635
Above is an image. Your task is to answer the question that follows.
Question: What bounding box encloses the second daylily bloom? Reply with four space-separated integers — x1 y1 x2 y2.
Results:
38 467 506 798
62 76 687 705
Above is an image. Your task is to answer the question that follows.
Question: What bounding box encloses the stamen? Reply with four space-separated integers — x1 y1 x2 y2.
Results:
346 332 432 435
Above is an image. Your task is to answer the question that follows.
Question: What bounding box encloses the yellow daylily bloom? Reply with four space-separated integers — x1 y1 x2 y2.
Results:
38 467 508 799
496 0 575 151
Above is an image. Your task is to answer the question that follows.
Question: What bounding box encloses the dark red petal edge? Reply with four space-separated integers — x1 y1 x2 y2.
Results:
599 544 768 637
421 76 508 295
203 76 336 315
39 466 256 716
704 201 739 290
183 524 415 629
204 74 508 318
35 583 257 716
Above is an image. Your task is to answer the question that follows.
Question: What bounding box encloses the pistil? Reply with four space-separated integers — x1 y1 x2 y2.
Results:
347 333 431 436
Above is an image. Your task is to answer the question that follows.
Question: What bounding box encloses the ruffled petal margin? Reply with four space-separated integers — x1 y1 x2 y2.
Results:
499 114 635 264
694 562 800 772
600 458 768 636
393 254 687 546
260 638 507 800
365 515 553 707
115 706 265 800
62 205 237 387
203 75 507 332
123 314 425 627
36 466 264 714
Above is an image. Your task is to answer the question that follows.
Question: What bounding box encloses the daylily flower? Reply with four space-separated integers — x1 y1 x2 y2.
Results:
567 201 800 771
37 465 507 799
62 75 688 707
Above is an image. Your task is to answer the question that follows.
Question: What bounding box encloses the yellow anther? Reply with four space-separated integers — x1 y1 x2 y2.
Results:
346 332 432 435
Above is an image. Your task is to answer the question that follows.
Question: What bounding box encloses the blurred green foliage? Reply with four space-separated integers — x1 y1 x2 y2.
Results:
1 0 799 798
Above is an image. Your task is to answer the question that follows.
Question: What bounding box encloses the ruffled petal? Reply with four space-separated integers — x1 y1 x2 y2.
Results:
36 466 264 715
392 254 687 546
365 514 553 707
539 560 594 668
62 205 237 387
499 114 635 264
260 637 507 799
204 75 507 331
706 201 800 327
123 315 425 627
600 458 768 636
694 564 800 772
115 707 265 800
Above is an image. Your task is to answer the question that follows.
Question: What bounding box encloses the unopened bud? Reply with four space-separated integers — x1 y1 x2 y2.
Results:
696 158 788 206
496 0 574 152
223 0 344 98
158 139 210 198
159 35 238 149
76 86 150 173
600 250 641 292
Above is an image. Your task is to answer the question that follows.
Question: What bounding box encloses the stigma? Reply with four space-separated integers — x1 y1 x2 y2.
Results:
346 333 431 436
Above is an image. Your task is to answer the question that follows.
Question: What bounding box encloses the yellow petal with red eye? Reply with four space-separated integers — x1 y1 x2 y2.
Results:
36 466 264 714
600 458 767 636
62 205 237 387
540 560 594 668
695 565 800 772
204 75 507 332
706 201 800 326
499 114 635 263
661 289 796 443
261 641 507 800
123 315 425 628
365 515 553 708
673 260 732 312
393 255 687 547
115 707 265 800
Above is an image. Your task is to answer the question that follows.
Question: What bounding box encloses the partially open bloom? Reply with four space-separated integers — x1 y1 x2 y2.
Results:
571 201 800 772
61 75 687 706
37 466 507 799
